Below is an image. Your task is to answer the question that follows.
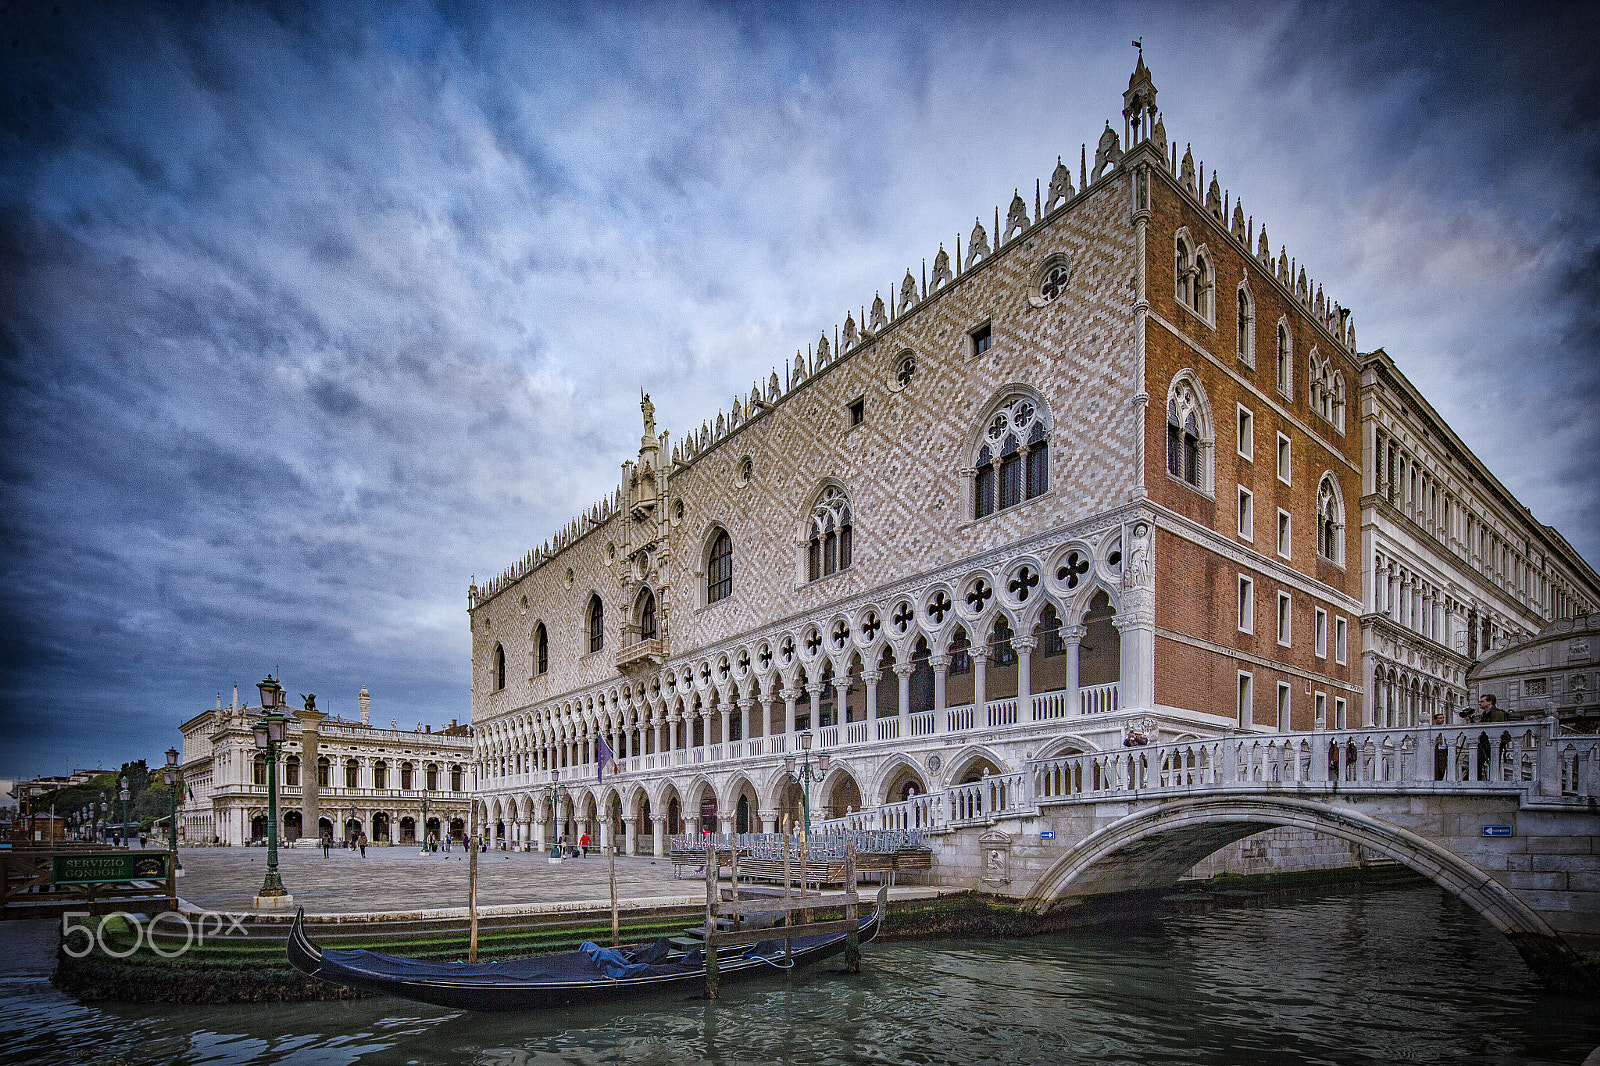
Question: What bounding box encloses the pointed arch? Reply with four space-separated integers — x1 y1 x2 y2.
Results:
1275 317 1293 399
968 385 1053 520
533 622 548 676
1317 473 1345 566
634 586 658 641
586 594 604 654
704 526 733 604
1165 370 1214 495
1235 279 1255 366
493 643 506 691
944 743 1011 788
870 754 930 805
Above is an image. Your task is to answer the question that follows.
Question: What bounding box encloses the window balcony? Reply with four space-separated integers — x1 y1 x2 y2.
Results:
616 637 665 671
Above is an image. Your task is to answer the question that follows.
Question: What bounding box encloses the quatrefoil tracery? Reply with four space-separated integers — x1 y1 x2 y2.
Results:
1058 551 1091 589
927 590 953 625
966 579 993 611
891 601 914 634
1008 565 1039 601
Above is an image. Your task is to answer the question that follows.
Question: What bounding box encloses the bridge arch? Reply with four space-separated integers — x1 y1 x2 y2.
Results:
1021 794 1589 987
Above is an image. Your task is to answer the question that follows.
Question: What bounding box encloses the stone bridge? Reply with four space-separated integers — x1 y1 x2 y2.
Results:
822 719 1600 989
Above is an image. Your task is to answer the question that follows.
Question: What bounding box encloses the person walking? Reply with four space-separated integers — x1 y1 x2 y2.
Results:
358 833 367 858
321 834 331 858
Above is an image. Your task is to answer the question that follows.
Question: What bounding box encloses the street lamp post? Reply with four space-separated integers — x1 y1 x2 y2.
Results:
118 777 130 848
252 675 293 909
544 770 569 863
419 794 430 855
163 747 183 876
782 731 830 838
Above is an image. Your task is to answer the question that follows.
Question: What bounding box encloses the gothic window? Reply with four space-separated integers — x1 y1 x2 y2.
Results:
990 616 1017 667
1276 321 1293 399
895 352 916 388
1165 374 1213 494
587 595 604 654
1039 258 1071 303
535 623 548 675
1332 371 1346 431
1236 283 1255 365
1317 475 1344 565
1192 251 1212 318
972 395 1051 519
948 628 971 675
1175 234 1193 307
706 531 733 603
1309 348 1333 422
285 755 300 787
807 486 853 581
493 643 505 691
639 588 658 639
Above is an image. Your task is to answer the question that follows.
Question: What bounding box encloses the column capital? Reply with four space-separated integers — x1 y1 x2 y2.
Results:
893 663 915 678
780 687 800 702
970 646 990 663
1014 637 1038 653
930 655 950 670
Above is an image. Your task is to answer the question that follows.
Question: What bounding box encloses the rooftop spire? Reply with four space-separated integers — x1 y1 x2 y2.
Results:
1123 43 1158 147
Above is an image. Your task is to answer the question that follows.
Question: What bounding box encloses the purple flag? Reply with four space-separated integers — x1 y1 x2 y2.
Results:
597 736 614 783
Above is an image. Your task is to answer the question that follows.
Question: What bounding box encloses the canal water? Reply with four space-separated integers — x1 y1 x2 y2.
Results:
2 883 1596 1065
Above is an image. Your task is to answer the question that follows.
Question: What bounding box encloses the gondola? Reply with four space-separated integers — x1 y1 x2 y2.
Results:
285 888 885 1011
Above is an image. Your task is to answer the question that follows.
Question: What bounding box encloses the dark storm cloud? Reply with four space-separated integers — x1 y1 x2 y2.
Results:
1 0 1597 781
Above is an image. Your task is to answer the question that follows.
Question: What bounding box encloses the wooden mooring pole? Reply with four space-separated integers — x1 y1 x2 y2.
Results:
703 847 719 1000
782 823 793 964
843 840 860 974
608 824 620 948
467 804 479 963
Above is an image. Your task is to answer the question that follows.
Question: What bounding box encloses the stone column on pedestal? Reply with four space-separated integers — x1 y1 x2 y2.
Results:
652 815 666 857
972 647 989 721
294 704 327 842
931 655 950 728
1064 625 1086 714
863 670 880 726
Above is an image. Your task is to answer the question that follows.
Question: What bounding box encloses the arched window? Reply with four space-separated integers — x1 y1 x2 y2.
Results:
285 754 300 787
1192 252 1212 318
534 623 548 675
1276 321 1292 398
1309 348 1332 422
1174 233 1193 308
345 758 359 788
400 761 413 790
1332 371 1346 431
973 395 1050 519
808 486 852 581
638 588 658 640
1317 475 1344 564
253 754 267 786
317 755 330 787
1165 374 1213 493
450 764 463 791
706 531 732 603
493 643 505 691
373 760 387 789
587 595 604 653
1236 283 1255 365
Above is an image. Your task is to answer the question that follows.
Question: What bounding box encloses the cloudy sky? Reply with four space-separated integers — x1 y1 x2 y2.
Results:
2 1 1597 784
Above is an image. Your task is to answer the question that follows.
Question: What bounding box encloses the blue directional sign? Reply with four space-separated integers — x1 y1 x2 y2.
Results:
1481 825 1513 838
1040 830 1056 840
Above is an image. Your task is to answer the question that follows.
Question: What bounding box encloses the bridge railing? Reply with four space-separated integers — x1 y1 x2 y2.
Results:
815 719 1598 836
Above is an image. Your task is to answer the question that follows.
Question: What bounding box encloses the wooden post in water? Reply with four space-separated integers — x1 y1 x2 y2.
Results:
843 840 860 974
608 825 620 948
467 803 480 963
782 823 793 963
703 847 719 1000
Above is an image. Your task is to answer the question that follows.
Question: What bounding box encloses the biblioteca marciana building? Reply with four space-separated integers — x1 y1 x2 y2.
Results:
179 686 473 846
467 59 1600 857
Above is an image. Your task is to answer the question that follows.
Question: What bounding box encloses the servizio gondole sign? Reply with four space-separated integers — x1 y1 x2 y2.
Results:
52 853 169 885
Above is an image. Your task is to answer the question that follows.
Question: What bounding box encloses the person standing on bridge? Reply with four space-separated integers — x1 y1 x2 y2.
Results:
1479 694 1508 722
